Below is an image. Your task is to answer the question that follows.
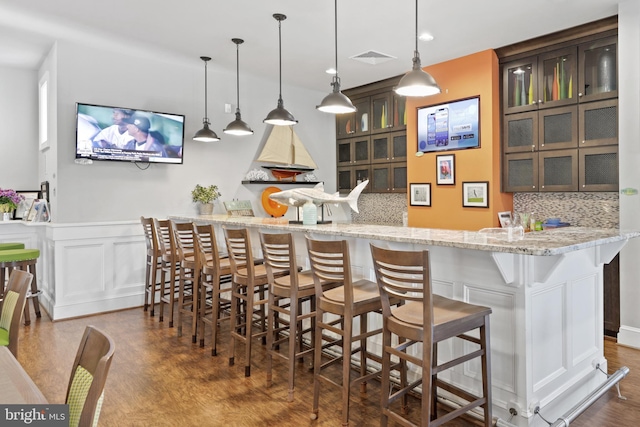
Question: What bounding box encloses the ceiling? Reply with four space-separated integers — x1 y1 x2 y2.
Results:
0 0 620 92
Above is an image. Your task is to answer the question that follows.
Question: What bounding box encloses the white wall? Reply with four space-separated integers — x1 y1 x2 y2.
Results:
36 39 335 223
618 0 640 348
0 65 38 189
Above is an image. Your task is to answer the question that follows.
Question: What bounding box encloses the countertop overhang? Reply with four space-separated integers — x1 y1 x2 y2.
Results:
170 215 640 257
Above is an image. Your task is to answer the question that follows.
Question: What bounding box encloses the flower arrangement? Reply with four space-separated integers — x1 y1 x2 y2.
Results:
0 188 24 213
191 184 221 204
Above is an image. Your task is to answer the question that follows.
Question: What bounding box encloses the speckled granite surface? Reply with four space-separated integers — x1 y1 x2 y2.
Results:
351 193 406 225
513 192 619 228
171 214 639 256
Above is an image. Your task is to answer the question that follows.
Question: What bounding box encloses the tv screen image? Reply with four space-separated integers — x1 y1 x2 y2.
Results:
76 103 185 164
417 96 480 154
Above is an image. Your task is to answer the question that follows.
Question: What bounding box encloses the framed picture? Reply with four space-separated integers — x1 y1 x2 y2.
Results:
462 181 489 208
26 199 51 222
498 211 513 227
13 191 41 220
410 183 431 207
436 154 455 185
40 181 50 203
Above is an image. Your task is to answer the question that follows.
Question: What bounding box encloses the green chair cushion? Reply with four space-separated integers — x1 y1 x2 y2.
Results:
0 243 25 251
67 365 94 427
0 249 40 263
0 328 8 346
0 290 19 330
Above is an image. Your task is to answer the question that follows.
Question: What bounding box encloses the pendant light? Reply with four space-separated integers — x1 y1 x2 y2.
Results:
394 0 441 97
193 56 220 141
316 0 356 114
224 38 254 136
264 13 298 126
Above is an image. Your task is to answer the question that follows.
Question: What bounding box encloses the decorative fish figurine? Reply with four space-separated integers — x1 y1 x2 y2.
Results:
269 180 369 213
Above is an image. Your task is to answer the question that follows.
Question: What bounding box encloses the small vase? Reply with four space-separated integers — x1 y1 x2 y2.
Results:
197 203 214 215
2 212 11 221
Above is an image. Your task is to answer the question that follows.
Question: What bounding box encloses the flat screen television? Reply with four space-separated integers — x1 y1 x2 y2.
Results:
417 96 480 154
75 103 185 164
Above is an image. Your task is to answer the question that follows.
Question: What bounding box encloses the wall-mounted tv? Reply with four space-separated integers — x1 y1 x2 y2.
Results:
75 103 185 164
417 96 480 154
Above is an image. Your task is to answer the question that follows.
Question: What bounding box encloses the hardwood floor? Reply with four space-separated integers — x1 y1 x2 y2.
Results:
13 306 640 426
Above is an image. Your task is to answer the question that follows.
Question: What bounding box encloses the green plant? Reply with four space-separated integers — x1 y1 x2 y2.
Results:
191 184 221 204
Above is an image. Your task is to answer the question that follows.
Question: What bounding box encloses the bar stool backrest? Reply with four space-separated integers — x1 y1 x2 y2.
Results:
171 221 195 264
305 237 354 307
223 227 256 279
259 232 298 288
140 217 159 258
369 245 434 326
0 270 32 357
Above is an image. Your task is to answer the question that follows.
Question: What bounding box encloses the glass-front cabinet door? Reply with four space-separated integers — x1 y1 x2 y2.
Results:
537 47 577 109
579 36 617 103
336 110 356 139
503 57 538 114
353 97 371 136
371 93 390 133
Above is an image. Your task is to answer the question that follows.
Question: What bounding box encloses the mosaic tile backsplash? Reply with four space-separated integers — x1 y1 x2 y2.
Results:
352 192 619 229
513 192 619 229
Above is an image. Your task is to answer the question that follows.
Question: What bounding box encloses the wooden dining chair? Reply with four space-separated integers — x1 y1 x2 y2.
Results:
193 223 233 355
260 232 337 401
0 270 32 357
65 325 115 427
370 244 493 427
140 216 162 317
172 220 199 343
305 237 386 426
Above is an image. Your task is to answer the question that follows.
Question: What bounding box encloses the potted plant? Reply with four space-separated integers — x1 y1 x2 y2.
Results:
0 188 24 221
191 184 221 215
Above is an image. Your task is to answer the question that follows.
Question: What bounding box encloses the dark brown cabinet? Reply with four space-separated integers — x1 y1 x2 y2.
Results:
337 76 407 194
502 32 618 193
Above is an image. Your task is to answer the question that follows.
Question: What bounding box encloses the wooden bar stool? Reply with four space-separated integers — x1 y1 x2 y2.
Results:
305 237 386 426
154 219 180 326
370 244 493 427
223 226 274 377
0 249 41 326
140 217 162 317
260 232 339 401
172 221 199 343
193 223 233 355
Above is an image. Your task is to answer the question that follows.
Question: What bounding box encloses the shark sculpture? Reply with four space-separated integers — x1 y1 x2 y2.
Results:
268 180 369 213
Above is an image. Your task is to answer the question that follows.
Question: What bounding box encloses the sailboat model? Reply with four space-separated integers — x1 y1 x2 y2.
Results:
257 125 317 181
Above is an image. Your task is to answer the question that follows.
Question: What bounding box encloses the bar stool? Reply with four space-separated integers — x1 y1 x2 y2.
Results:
0 269 32 357
172 221 199 343
140 217 162 316
154 219 180 326
193 223 233 355
260 232 339 401
370 244 493 427
305 237 386 426
224 227 275 377
0 248 41 326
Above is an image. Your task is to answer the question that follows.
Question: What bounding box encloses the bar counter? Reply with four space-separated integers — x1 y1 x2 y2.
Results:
171 214 639 426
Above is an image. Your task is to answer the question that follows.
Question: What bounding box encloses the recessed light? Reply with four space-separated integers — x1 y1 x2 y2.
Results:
325 68 337 75
419 33 434 42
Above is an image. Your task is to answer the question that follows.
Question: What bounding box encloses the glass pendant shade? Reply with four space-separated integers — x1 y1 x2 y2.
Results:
193 56 220 141
264 13 297 126
317 0 355 114
224 38 253 136
394 0 441 97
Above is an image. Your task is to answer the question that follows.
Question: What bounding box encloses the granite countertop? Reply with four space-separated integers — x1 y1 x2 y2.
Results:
170 215 640 256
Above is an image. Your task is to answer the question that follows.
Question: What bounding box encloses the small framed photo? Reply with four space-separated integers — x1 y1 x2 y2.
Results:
13 190 41 220
26 199 51 222
436 154 455 185
498 211 512 228
40 181 50 203
462 181 489 208
410 183 431 207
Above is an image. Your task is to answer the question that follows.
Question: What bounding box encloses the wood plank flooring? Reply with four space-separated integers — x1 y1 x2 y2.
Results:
13 306 640 426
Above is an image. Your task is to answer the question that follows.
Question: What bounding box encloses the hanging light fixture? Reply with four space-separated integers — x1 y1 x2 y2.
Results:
224 39 254 136
264 13 298 126
394 0 441 97
316 0 356 114
193 56 220 141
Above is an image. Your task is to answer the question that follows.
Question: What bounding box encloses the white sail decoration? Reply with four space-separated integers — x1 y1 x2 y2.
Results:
257 126 317 181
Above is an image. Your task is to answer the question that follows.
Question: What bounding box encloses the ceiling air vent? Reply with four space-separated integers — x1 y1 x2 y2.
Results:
350 50 396 65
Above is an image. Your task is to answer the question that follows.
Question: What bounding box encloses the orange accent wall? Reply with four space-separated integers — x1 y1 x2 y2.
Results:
407 49 512 230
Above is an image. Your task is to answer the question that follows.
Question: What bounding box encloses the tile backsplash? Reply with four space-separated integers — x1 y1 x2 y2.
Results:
513 192 619 228
352 191 619 229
